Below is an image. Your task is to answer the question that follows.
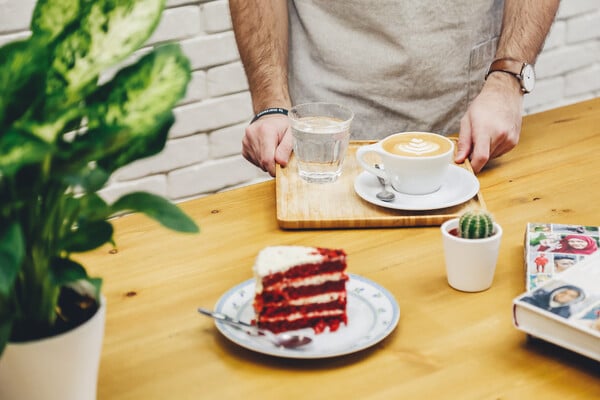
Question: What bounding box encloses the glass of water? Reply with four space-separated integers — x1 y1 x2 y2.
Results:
289 102 354 183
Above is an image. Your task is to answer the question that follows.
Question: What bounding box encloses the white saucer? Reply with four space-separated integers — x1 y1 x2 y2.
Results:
213 274 400 359
354 165 480 211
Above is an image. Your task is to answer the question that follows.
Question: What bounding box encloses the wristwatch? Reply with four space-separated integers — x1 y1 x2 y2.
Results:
486 58 536 94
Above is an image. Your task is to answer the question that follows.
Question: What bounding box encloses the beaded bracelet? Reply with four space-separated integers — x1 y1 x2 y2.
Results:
250 107 289 124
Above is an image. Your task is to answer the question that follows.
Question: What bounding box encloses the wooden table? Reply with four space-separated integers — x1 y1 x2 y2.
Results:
81 98 600 399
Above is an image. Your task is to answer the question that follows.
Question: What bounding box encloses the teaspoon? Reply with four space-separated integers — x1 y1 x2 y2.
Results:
197 307 313 349
374 164 395 202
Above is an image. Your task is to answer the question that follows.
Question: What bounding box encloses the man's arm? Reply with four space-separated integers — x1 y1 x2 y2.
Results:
495 0 560 62
229 0 291 112
229 0 293 176
455 0 560 173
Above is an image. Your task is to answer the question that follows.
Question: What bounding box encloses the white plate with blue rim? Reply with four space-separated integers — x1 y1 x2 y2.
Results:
212 274 400 359
354 164 480 211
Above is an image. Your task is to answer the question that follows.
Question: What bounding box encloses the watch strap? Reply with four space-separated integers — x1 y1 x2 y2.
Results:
486 58 532 93
486 58 525 79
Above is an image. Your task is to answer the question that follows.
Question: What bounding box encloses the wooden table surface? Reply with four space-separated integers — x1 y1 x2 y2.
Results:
81 98 600 399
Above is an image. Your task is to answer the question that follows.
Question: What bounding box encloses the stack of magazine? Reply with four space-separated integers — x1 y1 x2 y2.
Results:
513 223 600 361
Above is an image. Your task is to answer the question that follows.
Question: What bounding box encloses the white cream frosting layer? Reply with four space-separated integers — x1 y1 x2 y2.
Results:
263 291 346 306
268 272 345 289
253 246 324 277
261 309 345 323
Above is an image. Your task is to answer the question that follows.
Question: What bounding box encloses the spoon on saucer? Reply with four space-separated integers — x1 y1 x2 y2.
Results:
197 307 313 349
374 164 395 202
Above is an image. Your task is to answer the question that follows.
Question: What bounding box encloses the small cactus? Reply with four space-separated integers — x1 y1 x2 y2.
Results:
458 209 495 239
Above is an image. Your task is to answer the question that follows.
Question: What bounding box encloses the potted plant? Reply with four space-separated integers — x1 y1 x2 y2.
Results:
440 209 503 292
0 0 198 398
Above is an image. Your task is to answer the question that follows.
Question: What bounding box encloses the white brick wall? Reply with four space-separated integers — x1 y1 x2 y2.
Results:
1 1 599 201
524 1 600 113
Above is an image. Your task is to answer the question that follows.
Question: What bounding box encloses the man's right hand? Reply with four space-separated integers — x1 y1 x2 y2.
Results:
229 0 292 176
242 115 293 176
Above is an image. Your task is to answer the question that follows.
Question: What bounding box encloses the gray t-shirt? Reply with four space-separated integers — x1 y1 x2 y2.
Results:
288 0 504 139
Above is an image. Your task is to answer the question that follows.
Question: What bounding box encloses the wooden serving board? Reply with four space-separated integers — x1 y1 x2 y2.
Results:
276 139 486 229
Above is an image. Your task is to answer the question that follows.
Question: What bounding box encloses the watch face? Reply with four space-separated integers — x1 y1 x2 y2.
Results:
521 64 535 93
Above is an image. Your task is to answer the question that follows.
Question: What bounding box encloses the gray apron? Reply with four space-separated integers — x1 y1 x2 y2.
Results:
288 0 504 139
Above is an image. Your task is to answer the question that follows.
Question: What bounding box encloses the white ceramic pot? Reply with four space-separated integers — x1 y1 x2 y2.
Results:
441 218 503 292
0 296 106 400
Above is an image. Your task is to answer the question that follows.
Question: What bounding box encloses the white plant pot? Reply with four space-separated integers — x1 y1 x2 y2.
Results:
0 296 106 400
441 218 503 292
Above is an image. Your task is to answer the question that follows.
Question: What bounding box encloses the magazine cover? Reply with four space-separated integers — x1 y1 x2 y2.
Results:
513 253 600 360
524 223 600 291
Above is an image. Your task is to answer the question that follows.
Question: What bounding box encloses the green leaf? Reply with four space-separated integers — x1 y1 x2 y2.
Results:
83 44 191 171
49 0 166 103
59 123 124 167
89 44 191 135
58 193 111 226
62 220 114 253
112 192 199 233
97 112 174 173
30 0 82 42
0 223 25 296
76 193 112 221
67 112 172 172
0 127 52 176
0 39 49 131
61 165 111 193
16 105 84 144
49 257 87 286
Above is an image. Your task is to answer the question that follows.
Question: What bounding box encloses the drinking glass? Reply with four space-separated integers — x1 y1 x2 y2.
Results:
289 102 354 183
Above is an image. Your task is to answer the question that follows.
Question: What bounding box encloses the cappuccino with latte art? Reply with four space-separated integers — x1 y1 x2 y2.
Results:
356 132 454 195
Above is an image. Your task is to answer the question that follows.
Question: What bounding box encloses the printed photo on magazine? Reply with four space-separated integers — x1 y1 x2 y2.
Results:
525 223 600 291
517 255 600 336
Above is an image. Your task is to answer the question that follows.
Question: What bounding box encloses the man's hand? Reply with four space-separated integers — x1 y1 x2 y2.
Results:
229 0 292 176
455 73 524 173
456 0 559 173
242 115 293 176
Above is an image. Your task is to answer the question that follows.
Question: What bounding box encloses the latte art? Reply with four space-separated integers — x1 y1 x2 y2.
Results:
381 132 452 157
396 138 440 155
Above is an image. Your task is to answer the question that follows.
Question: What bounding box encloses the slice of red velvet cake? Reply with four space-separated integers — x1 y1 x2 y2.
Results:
253 246 348 334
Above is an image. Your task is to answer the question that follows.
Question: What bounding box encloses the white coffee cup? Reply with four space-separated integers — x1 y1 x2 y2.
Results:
356 132 454 195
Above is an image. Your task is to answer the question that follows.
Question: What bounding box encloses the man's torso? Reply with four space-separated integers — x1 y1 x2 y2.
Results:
288 0 504 138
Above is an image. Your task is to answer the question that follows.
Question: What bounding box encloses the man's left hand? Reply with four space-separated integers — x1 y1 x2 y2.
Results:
455 72 524 173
